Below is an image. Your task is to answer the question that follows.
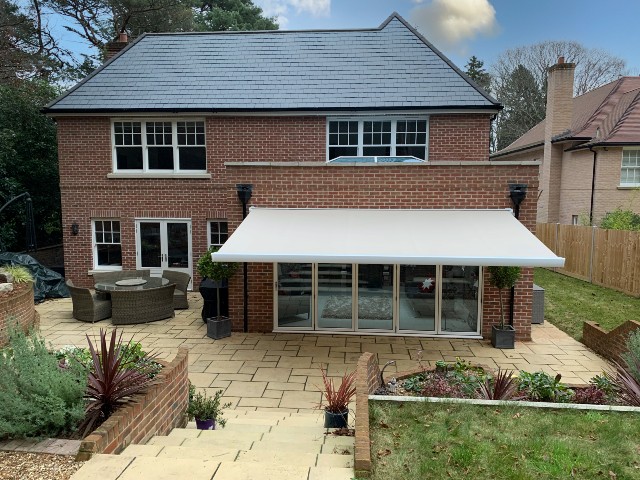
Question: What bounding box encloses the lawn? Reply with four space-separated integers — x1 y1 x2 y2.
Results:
533 268 640 341
369 400 640 480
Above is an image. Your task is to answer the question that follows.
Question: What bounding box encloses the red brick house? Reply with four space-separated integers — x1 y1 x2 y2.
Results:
45 13 562 341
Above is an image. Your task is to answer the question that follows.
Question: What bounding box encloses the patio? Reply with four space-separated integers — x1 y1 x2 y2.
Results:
37 294 612 413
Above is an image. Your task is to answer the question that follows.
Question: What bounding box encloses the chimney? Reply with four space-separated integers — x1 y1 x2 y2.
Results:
538 56 576 223
105 33 129 61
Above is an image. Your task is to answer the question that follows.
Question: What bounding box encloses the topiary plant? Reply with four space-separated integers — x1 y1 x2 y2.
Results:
487 266 521 329
196 246 238 282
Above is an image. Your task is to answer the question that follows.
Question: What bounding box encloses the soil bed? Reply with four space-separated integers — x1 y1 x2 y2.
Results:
0 452 84 480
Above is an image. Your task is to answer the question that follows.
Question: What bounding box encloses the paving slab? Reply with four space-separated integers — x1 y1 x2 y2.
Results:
70 454 133 480
117 456 220 480
213 462 309 479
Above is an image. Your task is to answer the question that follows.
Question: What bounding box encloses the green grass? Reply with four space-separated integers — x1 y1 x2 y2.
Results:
369 401 640 480
533 268 640 341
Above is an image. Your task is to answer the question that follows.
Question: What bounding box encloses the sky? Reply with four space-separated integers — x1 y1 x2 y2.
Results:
253 0 640 75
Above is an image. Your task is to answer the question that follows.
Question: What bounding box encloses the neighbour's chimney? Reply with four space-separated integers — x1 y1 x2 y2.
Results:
538 56 576 223
105 33 129 61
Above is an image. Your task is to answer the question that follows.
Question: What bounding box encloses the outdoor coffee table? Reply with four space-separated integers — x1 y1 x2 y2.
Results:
95 277 169 292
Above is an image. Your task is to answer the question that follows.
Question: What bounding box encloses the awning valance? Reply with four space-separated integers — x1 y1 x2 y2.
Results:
212 208 565 267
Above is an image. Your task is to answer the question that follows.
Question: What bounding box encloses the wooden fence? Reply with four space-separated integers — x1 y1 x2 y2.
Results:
536 223 640 297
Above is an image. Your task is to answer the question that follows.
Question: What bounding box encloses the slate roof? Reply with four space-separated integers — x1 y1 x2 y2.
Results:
45 13 499 113
492 76 640 158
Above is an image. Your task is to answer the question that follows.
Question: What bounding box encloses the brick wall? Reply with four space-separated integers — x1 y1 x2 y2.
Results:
57 113 538 340
76 347 189 460
0 283 38 347
225 163 538 340
583 320 640 365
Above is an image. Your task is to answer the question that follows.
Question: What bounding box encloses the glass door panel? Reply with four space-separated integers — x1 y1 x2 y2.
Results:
317 263 353 329
441 265 479 334
398 265 437 332
167 223 189 268
276 263 313 328
139 222 161 268
357 264 393 330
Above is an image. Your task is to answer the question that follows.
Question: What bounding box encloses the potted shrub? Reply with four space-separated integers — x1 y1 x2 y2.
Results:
197 246 238 338
186 388 231 430
319 367 356 429
487 266 521 349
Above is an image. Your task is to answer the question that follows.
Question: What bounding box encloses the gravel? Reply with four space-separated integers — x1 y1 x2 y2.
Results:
0 452 84 480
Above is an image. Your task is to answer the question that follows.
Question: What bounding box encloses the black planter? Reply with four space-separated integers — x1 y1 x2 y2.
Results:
207 316 232 340
200 278 229 323
324 409 349 429
491 325 516 349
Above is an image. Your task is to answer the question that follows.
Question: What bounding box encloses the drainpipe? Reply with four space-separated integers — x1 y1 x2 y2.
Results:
589 147 598 225
236 184 253 333
508 184 528 327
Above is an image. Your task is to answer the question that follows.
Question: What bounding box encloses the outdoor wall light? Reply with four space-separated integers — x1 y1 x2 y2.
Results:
508 183 527 219
71 222 79 236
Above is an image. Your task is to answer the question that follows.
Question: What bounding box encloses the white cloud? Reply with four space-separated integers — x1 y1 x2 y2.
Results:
409 0 499 53
255 0 330 23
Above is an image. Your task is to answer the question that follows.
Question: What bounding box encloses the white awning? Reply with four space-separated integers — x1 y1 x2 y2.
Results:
212 208 565 267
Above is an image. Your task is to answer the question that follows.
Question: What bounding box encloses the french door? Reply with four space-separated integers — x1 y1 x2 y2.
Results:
136 219 192 287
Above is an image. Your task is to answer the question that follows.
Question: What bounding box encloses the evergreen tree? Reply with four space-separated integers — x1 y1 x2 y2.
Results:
465 55 491 93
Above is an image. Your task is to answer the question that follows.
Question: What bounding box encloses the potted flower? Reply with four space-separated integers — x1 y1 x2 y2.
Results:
197 246 238 338
487 266 521 349
186 388 231 430
319 367 356 429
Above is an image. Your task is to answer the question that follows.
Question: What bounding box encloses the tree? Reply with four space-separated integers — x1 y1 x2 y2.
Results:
494 64 546 150
492 40 627 97
465 55 491 93
487 266 521 329
0 80 61 251
600 208 640 231
195 0 278 31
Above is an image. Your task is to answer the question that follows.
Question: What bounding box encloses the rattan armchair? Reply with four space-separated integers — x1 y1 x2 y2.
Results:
93 270 150 284
161 270 191 309
66 279 111 322
110 284 176 325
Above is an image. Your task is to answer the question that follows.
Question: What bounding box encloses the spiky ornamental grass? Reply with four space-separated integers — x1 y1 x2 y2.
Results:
80 329 159 436
319 367 356 413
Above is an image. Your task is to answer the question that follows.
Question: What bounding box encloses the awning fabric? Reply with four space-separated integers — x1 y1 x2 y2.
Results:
212 208 565 267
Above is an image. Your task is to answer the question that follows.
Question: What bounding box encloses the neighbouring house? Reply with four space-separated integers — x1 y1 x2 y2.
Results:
44 13 562 341
491 57 640 225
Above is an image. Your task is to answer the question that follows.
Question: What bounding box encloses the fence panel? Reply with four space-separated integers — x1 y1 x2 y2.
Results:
536 223 640 297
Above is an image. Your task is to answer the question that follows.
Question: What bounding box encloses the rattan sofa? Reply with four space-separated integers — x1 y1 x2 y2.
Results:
110 284 176 325
161 270 191 309
92 270 150 284
66 279 111 322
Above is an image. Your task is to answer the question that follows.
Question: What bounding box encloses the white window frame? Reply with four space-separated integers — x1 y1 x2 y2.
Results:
111 118 206 174
207 220 229 248
621 148 640 187
326 117 429 162
92 219 123 271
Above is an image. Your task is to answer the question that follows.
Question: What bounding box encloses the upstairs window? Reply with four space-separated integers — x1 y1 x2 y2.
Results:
621 148 640 186
112 120 206 173
327 118 428 162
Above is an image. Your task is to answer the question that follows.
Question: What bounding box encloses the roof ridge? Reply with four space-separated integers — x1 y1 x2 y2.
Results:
574 77 624 135
603 90 640 142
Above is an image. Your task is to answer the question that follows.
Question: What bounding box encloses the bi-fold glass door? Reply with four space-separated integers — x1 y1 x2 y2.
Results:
273 262 481 335
136 219 192 287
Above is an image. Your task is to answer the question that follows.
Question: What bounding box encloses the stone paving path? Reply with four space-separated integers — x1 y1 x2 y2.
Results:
35 294 612 415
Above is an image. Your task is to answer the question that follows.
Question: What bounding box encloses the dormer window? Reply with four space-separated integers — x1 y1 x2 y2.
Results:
327 118 428 162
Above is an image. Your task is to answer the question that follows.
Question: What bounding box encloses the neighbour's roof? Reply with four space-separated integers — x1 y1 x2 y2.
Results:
492 77 640 157
44 13 499 114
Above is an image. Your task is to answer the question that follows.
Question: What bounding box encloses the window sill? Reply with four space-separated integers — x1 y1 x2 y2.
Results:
107 173 211 179
617 185 640 190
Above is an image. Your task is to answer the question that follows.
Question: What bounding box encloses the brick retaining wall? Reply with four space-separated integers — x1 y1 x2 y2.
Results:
76 347 189 460
0 283 39 347
354 352 381 477
583 321 640 366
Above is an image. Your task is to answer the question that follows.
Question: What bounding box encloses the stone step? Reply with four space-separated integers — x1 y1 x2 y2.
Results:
211 462 309 479
247 440 324 454
308 467 356 480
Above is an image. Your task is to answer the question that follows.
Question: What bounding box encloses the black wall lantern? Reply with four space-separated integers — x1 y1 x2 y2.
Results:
71 222 79 236
236 184 253 333
508 183 527 219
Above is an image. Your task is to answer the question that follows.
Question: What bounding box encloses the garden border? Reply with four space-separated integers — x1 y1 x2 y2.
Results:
76 347 189 461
